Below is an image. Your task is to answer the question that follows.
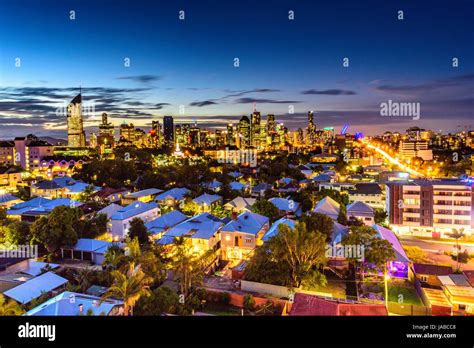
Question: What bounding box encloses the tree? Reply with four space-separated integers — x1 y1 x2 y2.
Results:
452 250 471 273
101 262 152 316
172 237 215 299
447 228 465 272
299 213 334 242
342 226 395 279
30 206 80 255
374 209 388 226
0 294 24 316
251 200 280 222
182 198 201 216
103 243 126 271
125 238 166 286
128 218 150 246
134 286 179 315
79 184 96 202
246 222 327 289
3 220 31 245
337 205 347 225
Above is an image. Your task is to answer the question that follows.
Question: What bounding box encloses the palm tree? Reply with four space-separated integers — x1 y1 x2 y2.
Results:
74 267 94 292
0 294 24 316
103 243 126 271
101 262 152 316
172 237 214 299
447 228 465 272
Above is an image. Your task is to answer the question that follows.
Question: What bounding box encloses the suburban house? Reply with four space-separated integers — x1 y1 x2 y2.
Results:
269 197 301 217
228 171 243 180
0 192 23 209
121 188 163 205
157 212 224 255
62 182 100 200
202 179 223 192
91 187 130 204
372 224 411 278
110 201 159 240
346 201 375 226
3 272 68 304
96 203 122 233
25 291 124 316
262 217 296 242
154 187 190 208
193 193 223 212
145 210 188 239
6 197 83 222
251 183 273 198
348 183 384 209
220 211 270 260
61 238 120 265
30 180 65 199
313 196 340 221
411 263 453 287
229 181 248 192
224 196 256 213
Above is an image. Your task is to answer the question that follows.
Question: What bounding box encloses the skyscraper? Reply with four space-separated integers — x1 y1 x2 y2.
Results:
67 93 86 147
266 114 276 135
238 116 251 148
250 111 261 146
307 110 316 145
163 116 174 146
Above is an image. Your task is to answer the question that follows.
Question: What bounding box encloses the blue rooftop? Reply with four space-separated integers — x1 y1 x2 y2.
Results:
4 272 68 304
262 217 296 241
111 201 157 220
145 210 188 235
25 291 123 316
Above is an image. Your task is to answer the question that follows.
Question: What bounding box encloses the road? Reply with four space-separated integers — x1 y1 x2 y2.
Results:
399 236 474 269
359 139 424 177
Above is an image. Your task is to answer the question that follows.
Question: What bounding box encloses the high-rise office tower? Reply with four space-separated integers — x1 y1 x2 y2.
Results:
120 123 135 143
266 114 276 134
163 116 174 146
307 110 316 145
97 112 115 150
251 111 261 146
227 123 235 146
238 116 251 148
67 93 86 147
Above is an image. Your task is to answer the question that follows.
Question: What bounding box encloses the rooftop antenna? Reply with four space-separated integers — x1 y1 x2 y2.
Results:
253 102 257 113
79 85 82 95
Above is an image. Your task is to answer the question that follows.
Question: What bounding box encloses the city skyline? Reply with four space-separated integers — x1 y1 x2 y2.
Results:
1 0 473 139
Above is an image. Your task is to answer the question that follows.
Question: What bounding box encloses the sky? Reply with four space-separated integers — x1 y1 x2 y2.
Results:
0 0 473 138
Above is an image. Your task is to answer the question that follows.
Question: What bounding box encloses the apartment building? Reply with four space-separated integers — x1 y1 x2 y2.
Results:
398 140 433 161
386 179 473 238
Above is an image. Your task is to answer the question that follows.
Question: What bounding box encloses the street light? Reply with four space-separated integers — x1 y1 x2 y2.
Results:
384 268 390 311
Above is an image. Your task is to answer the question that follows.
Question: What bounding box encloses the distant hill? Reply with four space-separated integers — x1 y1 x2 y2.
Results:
39 136 67 146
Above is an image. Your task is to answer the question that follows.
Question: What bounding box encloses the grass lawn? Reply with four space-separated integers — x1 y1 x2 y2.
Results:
388 285 423 305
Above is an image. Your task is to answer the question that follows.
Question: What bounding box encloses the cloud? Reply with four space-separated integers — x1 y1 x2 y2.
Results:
373 73 474 95
301 89 356 95
234 97 300 104
189 100 218 107
116 75 163 84
223 88 280 98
